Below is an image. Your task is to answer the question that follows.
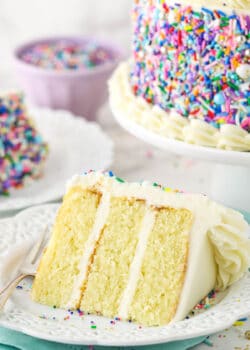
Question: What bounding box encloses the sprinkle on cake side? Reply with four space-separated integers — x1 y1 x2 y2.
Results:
0 92 48 195
109 0 250 151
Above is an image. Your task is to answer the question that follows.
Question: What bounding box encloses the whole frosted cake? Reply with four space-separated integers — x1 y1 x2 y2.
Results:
0 92 48 195
32 171 250 326
110 0 250 151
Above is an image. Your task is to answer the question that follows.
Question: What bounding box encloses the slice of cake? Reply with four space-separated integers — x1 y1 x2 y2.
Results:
32 171 250 326
0 92 48 195
109 0 250 151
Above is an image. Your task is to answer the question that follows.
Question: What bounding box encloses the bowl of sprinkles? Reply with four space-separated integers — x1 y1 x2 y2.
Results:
14 37 123 120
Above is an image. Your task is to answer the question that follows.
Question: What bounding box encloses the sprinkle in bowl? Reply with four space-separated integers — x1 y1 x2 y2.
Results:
14 36 124 120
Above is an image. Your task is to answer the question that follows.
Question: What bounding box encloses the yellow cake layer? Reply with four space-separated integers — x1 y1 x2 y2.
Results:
128 207 192 326
32 187 101 307
80 197 146 317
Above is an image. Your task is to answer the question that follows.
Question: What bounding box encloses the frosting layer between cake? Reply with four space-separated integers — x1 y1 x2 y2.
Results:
114 0 250 150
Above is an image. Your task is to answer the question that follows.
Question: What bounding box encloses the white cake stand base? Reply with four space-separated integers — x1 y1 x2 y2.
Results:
113 110 250 212
211 164 250 212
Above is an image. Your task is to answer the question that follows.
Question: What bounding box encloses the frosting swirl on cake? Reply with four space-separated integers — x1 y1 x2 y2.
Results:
109 62 250 150
208 208 250 290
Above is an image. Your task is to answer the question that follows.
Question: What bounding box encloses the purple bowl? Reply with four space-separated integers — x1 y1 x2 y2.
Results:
14 36 124 120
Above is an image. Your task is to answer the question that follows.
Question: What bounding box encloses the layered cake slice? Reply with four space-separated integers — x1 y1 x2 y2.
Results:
32 171 250 326
0 92 48 195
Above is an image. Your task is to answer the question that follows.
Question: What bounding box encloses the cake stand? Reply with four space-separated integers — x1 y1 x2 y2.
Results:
113 110 250 212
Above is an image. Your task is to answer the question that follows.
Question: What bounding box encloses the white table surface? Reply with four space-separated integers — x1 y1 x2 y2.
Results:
0 103 249 350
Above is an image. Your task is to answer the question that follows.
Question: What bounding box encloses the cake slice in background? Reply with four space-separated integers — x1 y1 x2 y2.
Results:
32 171 250 326
0 92 48 195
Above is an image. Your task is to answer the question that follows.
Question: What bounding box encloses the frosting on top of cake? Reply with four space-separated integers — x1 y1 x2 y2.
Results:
66 171 250 321
171 0 250 11
208 215 250 289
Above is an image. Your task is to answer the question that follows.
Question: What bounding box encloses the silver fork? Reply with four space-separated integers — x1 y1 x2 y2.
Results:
0 226 50 310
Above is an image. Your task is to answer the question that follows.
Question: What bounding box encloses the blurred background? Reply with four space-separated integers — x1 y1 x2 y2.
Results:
0 0 214 198
0 0 131 89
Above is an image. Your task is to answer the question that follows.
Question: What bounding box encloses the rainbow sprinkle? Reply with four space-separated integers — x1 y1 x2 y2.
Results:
0 93 48 195
21 40 114 71
131 1 250 132
90 320 97 329
187 289 218 317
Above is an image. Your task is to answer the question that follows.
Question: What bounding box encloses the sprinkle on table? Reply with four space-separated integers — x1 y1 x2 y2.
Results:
90 323 97 329
245 330 250 340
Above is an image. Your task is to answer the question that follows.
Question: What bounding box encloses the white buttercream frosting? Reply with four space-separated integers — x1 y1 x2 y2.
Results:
109 62 250 151
168 0 250 11
209 207 250 289
66 190 111 308
118 207 156 320
66 172 250 321
225 0 250 9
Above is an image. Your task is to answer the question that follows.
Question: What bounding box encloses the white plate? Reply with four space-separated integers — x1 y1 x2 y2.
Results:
0 108 113 212
0 204 249 347
112 107 250 166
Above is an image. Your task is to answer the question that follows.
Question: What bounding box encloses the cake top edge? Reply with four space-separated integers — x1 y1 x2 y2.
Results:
66 170 247 225
164 0 250 12
67 170 196 196
0 91 24 99
0 91 25 110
